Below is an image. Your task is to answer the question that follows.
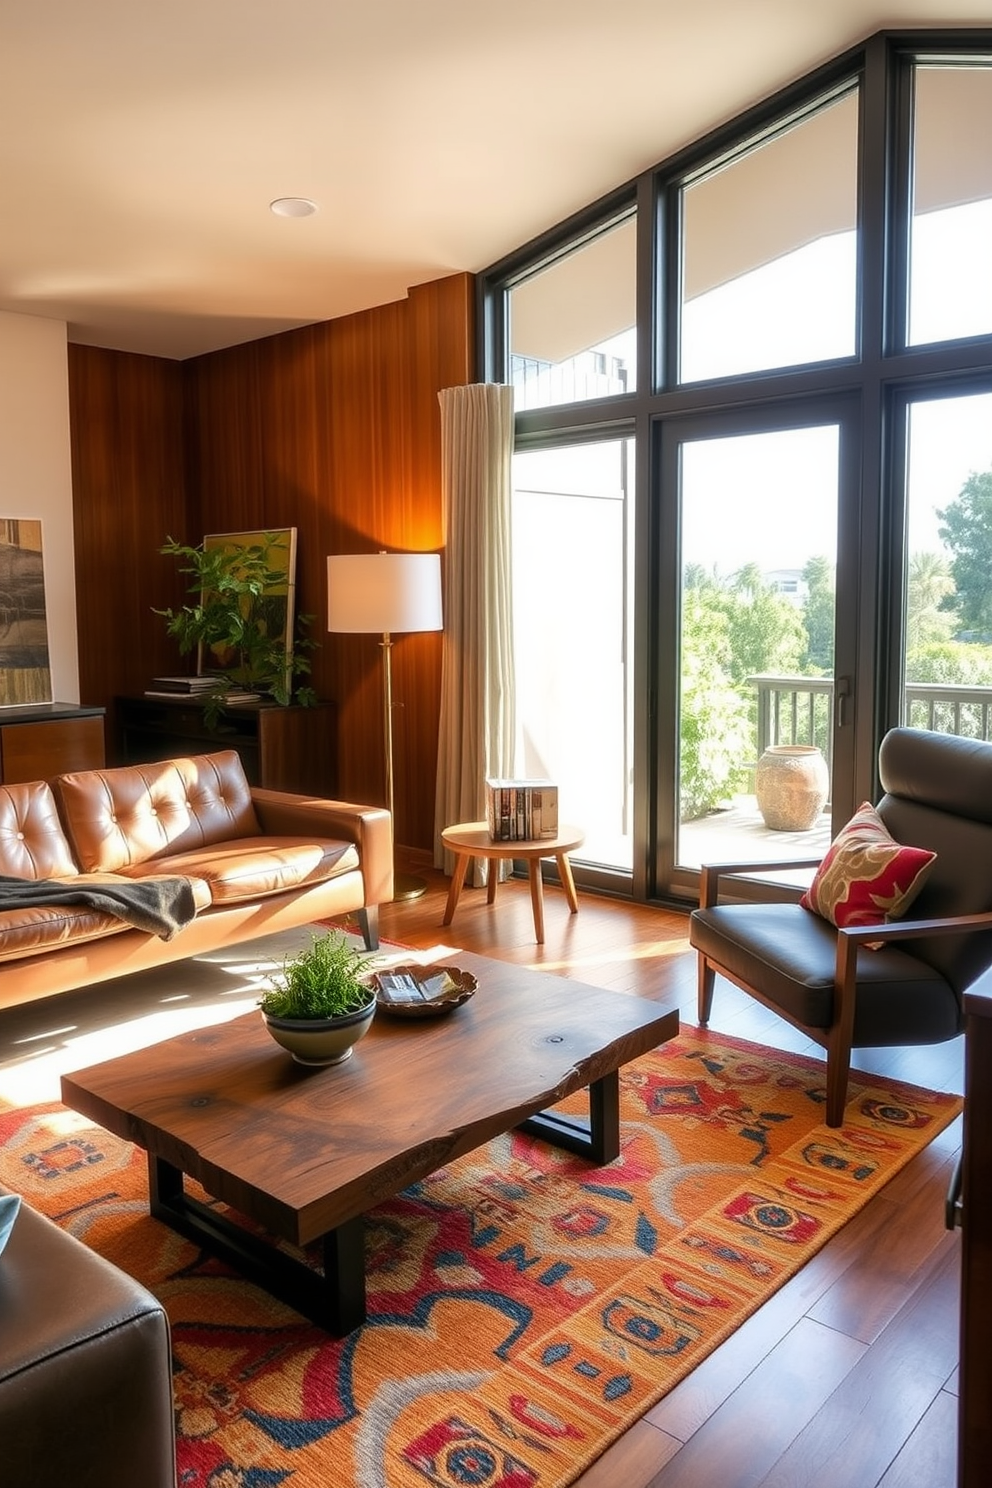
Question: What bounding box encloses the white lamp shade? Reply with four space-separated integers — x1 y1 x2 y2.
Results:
327 552 443 635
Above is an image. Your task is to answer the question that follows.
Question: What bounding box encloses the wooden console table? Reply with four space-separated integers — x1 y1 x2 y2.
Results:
0 702 105 782
115 694 337 796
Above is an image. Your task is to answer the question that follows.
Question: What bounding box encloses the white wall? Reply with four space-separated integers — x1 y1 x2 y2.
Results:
0 310 78 703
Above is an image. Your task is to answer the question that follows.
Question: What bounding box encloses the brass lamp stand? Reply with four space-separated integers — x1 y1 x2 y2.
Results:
326 550 443 901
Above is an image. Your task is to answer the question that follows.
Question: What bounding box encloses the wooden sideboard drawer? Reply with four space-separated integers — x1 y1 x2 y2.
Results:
0 706 106 784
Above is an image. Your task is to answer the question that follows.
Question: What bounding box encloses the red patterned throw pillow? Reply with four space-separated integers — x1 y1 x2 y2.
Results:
799 801 936 930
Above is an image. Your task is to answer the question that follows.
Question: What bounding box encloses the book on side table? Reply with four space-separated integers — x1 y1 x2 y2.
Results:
485 777 558 841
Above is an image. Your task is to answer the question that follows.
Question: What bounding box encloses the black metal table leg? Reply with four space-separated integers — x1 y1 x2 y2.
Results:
518 1069 620 1164
144 1065 625 1335
147 1154 366 1335
321 1214 367 1335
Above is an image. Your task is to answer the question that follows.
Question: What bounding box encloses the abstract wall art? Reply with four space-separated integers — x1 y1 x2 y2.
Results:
0 519 52 706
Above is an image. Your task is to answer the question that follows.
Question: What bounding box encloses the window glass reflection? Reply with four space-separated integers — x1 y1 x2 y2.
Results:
909 64 992 346
511 440 635 869
680 91 858 382
510 217 636 411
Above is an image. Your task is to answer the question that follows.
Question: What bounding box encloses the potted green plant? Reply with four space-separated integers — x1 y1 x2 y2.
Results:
259 932 378 1066
155 532 317 725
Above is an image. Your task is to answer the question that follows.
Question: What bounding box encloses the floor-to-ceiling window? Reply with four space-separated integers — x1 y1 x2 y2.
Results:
907 63 992 347
512 438 635 870
508 214 636 413
674 422 840 872
503 209 638 877
900 392 992 734
481 31 992 905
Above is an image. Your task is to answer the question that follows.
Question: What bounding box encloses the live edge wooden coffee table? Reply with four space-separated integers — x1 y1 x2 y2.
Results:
61 952 678 1337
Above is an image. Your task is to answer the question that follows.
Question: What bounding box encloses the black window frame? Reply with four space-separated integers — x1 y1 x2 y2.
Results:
478 28 992 908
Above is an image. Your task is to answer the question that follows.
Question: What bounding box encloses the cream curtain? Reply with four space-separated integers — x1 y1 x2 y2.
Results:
434 383 516 882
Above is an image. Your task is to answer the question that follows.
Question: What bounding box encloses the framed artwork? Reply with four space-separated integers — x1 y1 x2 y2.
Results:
197 528 297 694
0 518 52 706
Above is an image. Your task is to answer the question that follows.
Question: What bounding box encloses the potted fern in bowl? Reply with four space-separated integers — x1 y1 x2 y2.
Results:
259 932 377 1066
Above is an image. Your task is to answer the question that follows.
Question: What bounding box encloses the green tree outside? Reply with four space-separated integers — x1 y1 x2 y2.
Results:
679 588 753 819
679 464 992 822
906 551 957 650
800 555 835 672
905 640 992 686
937 470 992 634
679 568 810 818
905 638 992 736
713 563 806 685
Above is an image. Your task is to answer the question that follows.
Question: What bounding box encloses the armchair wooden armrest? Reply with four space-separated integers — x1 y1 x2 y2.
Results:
835 909 992 1012
837 910 992 948
699 857 822 908
826 909 992 1122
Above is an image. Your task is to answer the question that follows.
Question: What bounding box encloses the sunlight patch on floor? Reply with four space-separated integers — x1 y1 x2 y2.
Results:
531 936 690 979
0 928 465 1110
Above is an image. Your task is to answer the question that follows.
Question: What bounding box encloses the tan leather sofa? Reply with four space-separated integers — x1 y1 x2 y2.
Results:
0 1183 176 1488
0 748 393 1012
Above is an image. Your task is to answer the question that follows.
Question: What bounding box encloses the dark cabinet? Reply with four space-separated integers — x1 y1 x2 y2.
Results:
115 695 337 796
0 703 105 782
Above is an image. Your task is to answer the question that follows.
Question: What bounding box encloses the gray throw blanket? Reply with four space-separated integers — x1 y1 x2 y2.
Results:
0 874 198 940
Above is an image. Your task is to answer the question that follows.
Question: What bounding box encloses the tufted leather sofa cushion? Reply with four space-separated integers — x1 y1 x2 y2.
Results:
0 901 129 962
55 750 260 873
0 757 390 1008
119 837 360 904
0 781 79 880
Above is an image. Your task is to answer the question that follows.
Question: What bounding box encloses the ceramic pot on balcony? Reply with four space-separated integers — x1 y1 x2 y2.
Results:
755 745 829 831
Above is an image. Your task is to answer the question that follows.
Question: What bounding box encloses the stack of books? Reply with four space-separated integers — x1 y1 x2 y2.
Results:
146 676 216 695
143 677 262 704
486 778 559 841
141 678 214 699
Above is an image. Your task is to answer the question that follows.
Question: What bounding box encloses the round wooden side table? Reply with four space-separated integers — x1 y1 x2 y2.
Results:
440 821 585 944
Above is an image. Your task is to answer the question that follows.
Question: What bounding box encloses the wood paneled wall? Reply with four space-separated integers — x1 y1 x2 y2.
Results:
68 274 475 851
68 347 192 704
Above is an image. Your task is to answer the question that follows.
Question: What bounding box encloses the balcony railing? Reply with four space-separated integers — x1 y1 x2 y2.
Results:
747 675 992 781
748 674 835 775
902 683 992 740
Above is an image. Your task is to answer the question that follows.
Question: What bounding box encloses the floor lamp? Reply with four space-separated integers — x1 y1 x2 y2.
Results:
327 551 443 901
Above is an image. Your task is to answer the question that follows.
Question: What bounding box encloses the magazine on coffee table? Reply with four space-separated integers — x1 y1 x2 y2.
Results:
371 964 477 1016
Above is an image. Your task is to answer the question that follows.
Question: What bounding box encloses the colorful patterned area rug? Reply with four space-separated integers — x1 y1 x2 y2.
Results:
0 1028 961 1488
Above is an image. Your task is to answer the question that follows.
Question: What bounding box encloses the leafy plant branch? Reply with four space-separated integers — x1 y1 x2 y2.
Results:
155 533 318 724
259 933 377 1019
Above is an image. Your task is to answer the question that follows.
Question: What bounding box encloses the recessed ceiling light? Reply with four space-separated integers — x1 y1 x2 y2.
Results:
269 197 318 218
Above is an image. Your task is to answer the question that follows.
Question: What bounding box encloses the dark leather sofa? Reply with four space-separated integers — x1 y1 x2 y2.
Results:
0 1185 175 1487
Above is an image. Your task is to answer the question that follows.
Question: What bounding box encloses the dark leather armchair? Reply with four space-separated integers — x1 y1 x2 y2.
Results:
689 727 992 1126
0 1186 175 1487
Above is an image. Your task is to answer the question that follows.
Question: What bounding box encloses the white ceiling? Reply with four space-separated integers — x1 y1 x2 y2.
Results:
0 0 986 361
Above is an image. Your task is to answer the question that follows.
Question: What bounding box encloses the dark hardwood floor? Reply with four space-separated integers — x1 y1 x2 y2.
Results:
382 853 963 1488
